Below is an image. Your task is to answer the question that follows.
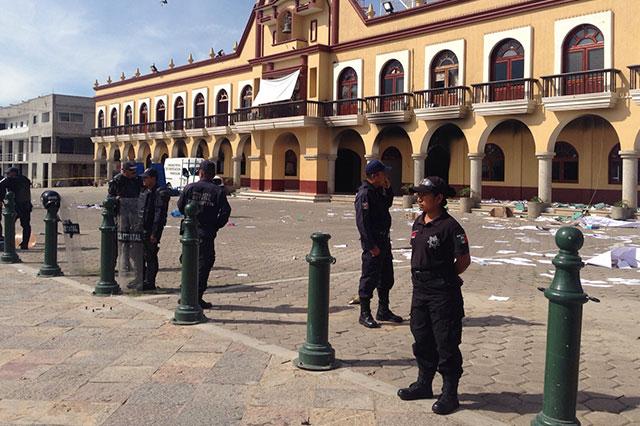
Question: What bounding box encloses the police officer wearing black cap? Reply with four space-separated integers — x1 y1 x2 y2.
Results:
177 160 231 309
108 161 143 199
354 159 403 329
0 167 33 249
397 177 471 415
138 168 170 291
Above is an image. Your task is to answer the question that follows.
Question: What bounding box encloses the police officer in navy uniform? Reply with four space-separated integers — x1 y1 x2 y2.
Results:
0 167 33 249
138 168 170 292
354 159 403 329
108 161 143 199
177 160 231 309
397 177 471 415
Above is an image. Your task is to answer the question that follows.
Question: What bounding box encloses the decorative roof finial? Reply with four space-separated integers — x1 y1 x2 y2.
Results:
233 41 239 52
94 79 99 89
135 67 141 77
120 72 126 81
107 75 112 84
169 58 175 69
188 53 194 64
209 47 216 59
366 4 375 19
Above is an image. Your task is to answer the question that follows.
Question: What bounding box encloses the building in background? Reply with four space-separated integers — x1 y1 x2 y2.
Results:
0 95 95 188
92 0 640 206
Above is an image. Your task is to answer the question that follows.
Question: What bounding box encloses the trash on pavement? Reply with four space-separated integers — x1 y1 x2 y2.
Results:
488 295 510 302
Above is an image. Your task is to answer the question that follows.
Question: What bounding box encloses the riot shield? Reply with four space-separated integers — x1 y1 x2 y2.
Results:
117 197 144 291
59 197 86 276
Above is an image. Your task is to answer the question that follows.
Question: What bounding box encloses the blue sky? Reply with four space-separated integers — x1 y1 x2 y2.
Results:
0 0 255 105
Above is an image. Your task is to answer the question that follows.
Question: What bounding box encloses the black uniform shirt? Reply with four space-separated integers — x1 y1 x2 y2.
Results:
177 179 231 238
141 185 170 241
0 176 32 206
410 211 469 278
108 173 143 198
354 181 394 251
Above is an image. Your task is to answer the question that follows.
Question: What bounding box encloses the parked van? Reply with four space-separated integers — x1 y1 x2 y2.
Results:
163 158 203 190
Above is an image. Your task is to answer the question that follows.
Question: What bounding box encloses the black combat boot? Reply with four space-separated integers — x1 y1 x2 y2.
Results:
358 298 380 328
376 289 403 323
432 376 460 415
397 373 434 401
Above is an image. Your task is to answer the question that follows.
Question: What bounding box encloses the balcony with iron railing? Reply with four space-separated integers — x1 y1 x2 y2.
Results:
541 69 620 111
629 65 640 105
413 86 469 120
364 93 413 124
322 99 366 127
471 78 538 116
234 100 324 131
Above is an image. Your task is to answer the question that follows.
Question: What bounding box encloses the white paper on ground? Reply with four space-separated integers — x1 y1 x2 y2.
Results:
494 240 509 244
579 216 640 229
496 250 516 254
237 273 249 277
333 244 348 248
585 247 640 269
470 246 484 249
524 252 543 257
489 295 510 302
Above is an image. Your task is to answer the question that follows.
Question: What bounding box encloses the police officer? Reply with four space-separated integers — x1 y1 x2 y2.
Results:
354 159 403 329
0 167 33 249
177 160 231 309
107 161 143 270
397 177 471 416
138 168 170 292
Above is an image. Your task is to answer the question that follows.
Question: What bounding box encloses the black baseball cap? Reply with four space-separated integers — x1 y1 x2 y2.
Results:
365 159 391 176
142 168 158 178
198 160 216 175
411 176 456 197
123 161 137 171
5 167 19 175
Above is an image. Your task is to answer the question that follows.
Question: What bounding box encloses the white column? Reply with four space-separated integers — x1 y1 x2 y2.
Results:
232 156 242 188
536 152 554 204
412 153 427 185
364 154 379 163
468 153 484 201
106 161 114 180
620 150 639 209
94 161 101 184
327 154 337 194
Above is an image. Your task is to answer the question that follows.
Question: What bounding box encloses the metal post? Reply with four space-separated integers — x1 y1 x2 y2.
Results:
295 232 337 371
173 202 206 325
1 191 21 264
38 194 63 277
532 227 599 426
94 197 122 296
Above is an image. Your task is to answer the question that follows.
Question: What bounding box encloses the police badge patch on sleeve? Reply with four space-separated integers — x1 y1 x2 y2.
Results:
456 233 468 246
362 202 369 210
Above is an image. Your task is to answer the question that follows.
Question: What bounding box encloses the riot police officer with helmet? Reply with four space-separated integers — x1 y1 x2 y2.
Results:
0 167 33 249
354 159 403 329
177 160 231 309
397 176 471 416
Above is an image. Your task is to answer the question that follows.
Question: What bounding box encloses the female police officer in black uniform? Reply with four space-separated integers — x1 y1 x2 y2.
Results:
397 176 471 415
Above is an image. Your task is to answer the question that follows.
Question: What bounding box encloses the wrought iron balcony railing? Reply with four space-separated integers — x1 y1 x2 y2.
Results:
542 69 620 97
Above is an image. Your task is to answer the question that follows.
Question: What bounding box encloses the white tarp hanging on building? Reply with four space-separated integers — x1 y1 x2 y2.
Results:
252 70 300 106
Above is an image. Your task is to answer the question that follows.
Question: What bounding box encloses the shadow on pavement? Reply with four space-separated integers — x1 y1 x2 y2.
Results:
208 285 273 294
210 318 306 326
212 303 351 314
463 315 543 327
339 358 415 367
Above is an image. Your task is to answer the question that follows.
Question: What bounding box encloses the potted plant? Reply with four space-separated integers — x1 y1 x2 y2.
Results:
611 200 632 220
401 184 416 209
527 196 545 219
458 187 475 213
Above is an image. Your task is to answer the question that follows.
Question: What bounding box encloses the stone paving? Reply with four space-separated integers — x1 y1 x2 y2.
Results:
6 186 640 425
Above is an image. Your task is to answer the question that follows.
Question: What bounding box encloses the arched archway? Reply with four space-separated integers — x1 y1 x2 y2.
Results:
214 138 232 177
272 133 300 191
482 119 536 201
239 136 252 187
172 139 187 158
192 139 210 159
154 141 169 164
424 124 466 183
123 144 135 161
137 142 152 168
549 115 620 203
333 129 365 194
373 126 412 194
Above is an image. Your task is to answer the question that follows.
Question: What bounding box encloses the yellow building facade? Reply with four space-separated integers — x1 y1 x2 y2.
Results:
92 0 640 206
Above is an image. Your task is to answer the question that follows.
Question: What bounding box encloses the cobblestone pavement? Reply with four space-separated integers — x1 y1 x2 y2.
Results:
9 186 640 425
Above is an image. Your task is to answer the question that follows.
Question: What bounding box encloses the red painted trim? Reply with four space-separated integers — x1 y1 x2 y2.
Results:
248 44 330 65
96 9 257 92
263 64 306 79
241 177 251 187
473 185 623 204
248 179 327 194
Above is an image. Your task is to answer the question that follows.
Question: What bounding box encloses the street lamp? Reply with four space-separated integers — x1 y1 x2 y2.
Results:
383 1 394 13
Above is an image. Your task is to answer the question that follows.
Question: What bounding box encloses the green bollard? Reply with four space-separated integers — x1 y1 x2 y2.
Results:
173 202 206 325
94 197 122 296
295 232 337 371
1 191 21 264
38 191 63 277
532 227 599 426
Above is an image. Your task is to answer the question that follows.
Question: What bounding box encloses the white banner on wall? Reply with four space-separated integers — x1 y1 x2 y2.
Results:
252 70 300 106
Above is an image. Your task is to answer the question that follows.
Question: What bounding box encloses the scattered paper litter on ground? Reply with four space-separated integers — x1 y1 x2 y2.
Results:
524 252 543 257
580 216 640 229
536 259 553 264
540 273 554 278
586 247 640 269
470 246 484 249
333 244 348 248
494 240 509 244
488 295 510 302
237 273 249 277
245 225 256 229
496 250 516 254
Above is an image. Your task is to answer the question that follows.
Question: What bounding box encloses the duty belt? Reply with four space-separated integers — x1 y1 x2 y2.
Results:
412 269 447 281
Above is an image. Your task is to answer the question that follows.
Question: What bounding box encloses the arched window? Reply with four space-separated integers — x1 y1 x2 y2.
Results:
552 142 579 183
381 60 404 95
338 67 358 115
608 143 622 184
174 97 184 130
563 24 605 95
216 149 225 175
155 101 165 132
194 94 205 128
285 150 297 176
241 85 253 109
482 143 505 182
124 106 133 126
431 50 459 89
216 90 229 126
110 108 118 127
139 103 148 123
97 110 104 129
491 38 525 101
